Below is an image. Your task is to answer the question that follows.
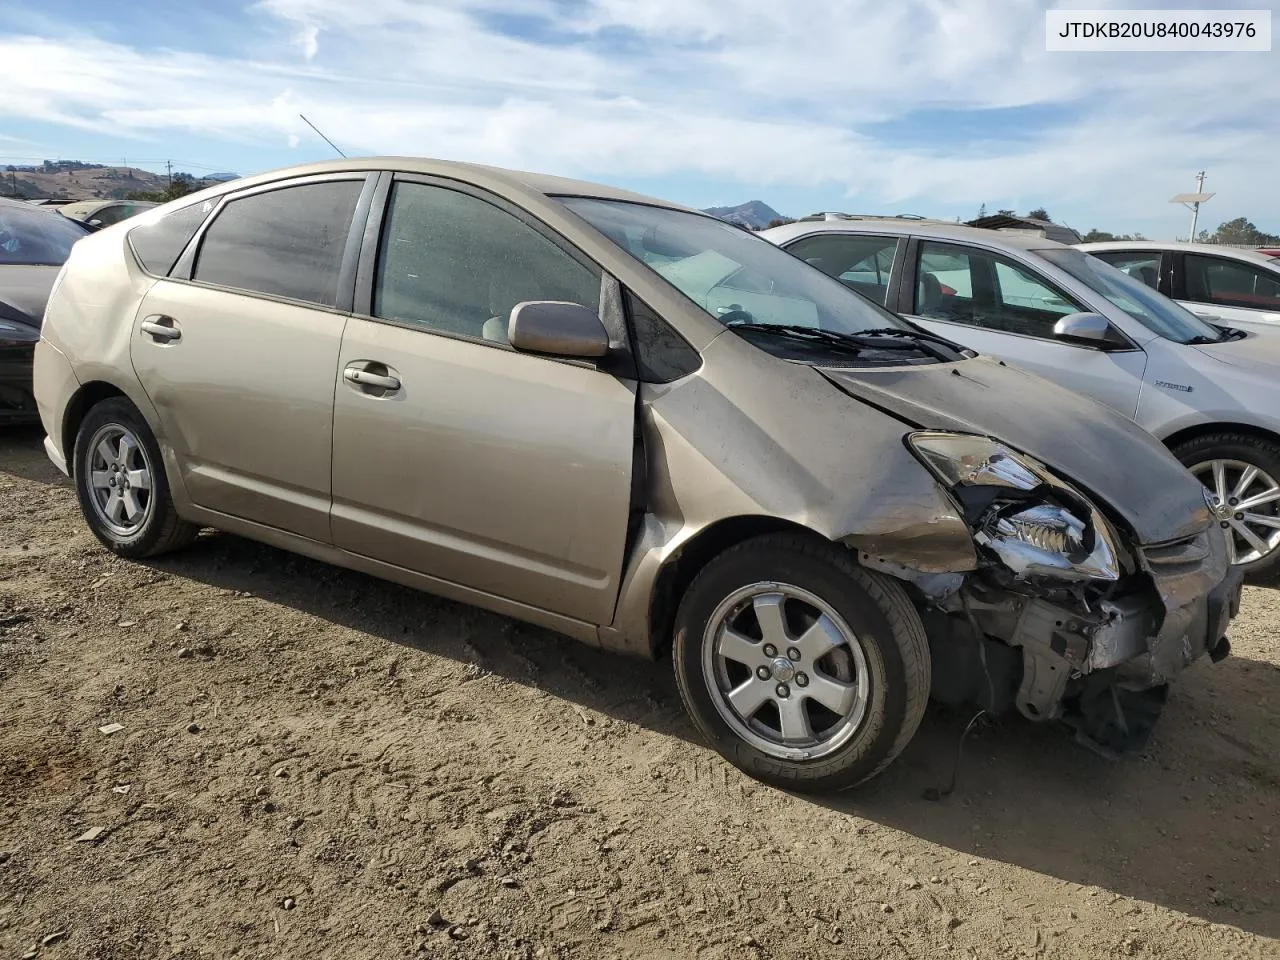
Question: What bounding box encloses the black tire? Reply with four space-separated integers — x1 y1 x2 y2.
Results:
73 398 199 558
672 533 930 792
1171 432 1280 584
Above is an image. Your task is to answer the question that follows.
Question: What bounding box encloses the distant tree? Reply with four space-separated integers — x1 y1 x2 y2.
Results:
1027 207 1051 222
995 208 1015 217
1081 228 1147 243
765 217 796 229
1209 216 1279 246
977 203 987 218
125 173 197 204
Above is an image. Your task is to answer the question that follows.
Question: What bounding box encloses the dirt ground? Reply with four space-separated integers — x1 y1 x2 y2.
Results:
1 425 1277 960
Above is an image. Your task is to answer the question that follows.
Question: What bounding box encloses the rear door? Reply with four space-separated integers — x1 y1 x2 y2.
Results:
330 175 636 626
902 239 1148 418
130 173 373 541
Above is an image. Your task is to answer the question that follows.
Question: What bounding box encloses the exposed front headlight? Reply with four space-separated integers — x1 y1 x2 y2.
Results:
908 432 1121 583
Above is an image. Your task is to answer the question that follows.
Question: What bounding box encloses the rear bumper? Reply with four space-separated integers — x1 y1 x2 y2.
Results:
43 434 69 477
31 338 77 461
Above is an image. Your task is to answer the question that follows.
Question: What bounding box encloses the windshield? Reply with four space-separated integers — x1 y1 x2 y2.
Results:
558 198 909 334
1040 247 1222 344
0 202 87 266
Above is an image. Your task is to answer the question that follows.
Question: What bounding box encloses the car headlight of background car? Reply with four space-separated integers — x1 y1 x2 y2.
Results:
908 431 1122 583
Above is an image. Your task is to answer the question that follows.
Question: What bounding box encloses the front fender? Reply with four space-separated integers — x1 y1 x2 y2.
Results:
603 334 977 656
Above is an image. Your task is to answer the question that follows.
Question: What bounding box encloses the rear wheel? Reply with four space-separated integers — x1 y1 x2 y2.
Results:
73 398 199 558
672 533 930 792
1173 432 1280 584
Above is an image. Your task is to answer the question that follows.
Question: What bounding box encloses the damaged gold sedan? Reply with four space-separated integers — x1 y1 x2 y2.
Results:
34 159 1242 791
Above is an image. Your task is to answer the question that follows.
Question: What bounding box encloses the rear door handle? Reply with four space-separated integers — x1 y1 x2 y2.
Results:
343 363 401 392
140 316 181 342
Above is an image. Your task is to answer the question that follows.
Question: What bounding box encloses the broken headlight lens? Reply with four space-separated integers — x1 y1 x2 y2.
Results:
908 432 1121 583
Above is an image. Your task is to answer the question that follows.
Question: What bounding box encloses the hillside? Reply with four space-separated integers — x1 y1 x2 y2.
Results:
2 165 229 201
702 200 786 230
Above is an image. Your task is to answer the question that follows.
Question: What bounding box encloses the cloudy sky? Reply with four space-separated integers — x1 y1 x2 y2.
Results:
2 0 1277 237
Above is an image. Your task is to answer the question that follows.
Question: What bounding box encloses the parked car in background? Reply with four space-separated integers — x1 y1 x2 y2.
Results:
1079 241 1280 328
35 160 1240 790
762 217 1280 581
59 199 158 230
0 196 89 422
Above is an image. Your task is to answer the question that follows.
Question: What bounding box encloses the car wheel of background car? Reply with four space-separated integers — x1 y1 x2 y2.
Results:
672 533 930 791
73 398 199 558
1174 432 1280 584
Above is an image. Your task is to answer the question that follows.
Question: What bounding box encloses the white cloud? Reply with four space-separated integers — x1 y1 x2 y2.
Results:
1 0 1277 231
295 23 320 60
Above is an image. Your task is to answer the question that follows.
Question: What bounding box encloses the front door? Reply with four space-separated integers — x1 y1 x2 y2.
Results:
330 177 636 626
130 174 370 541
904 239 1148 418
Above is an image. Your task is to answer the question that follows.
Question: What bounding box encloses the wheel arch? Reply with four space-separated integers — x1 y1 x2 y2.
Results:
1161 420 1280 455
60 378 163 472
645 515 832 660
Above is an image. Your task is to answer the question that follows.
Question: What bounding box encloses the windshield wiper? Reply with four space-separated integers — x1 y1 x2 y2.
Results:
854 327 970 360
1188 323 1246 345
729 322 961 361
728 323 871 356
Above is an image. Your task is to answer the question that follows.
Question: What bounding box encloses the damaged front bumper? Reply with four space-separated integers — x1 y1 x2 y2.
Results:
877 523 1243 756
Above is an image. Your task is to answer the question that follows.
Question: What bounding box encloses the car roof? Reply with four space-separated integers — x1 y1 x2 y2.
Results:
761 216 1068 252
1078 240 1280 269
181 157 699 214
56 200 117 217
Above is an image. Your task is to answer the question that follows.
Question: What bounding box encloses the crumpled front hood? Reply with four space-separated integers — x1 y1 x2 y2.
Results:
820 356 1212 545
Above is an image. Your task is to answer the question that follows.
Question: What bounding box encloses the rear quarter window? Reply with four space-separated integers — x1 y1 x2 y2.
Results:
127 200 217 276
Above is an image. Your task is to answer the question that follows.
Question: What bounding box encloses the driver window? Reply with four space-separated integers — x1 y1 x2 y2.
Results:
914 241 1086 338
374 181 602 342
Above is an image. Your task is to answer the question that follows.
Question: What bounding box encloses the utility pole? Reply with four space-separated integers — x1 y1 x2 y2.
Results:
1169 172 1214 242
1188 170 1206 239
166 160 173 187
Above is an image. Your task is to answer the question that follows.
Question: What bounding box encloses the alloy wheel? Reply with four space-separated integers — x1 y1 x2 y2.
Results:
1192 458 1280 565
701 582 871 761
84 423 154 538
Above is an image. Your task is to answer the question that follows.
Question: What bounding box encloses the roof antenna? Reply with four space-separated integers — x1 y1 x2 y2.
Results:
299 114 347 158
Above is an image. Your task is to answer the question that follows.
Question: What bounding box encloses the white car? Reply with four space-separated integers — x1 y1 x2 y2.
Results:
1078 241 1280 329
761 216 1280 580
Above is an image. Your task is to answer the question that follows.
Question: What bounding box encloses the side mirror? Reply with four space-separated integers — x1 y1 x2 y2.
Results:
1053 312 1114 345
508 301 609 359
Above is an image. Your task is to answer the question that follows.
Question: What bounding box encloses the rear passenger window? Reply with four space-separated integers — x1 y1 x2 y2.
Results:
127 200 216 276
784 234 898 306
193 180 363 307
373 181 601 340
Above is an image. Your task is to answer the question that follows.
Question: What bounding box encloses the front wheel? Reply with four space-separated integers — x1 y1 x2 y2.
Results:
1173 432 1280 584
672 534 931 792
